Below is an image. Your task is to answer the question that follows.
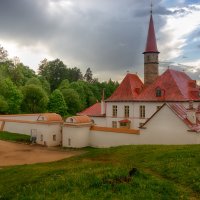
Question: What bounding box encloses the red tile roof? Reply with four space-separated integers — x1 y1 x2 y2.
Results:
106 73 144 102
144 14 159 53
66 115 92 123
137 69 200 101
77 102 105 117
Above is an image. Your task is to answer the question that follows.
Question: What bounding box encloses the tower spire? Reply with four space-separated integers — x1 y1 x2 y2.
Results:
143 2 159 86
150 0 153 15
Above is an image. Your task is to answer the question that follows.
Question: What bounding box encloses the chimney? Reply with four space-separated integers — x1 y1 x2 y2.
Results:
101 89 106 115
186 101 196 124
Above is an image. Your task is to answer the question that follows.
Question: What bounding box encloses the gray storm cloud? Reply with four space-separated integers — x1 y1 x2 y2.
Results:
0 0 198 81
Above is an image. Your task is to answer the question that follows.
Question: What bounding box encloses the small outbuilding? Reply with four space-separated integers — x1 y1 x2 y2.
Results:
0 113 63 146
63 115 93 148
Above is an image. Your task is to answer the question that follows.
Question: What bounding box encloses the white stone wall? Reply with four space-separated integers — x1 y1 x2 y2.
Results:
62 124 90 148
105 102 164 128
140 105 199 144
90 130 140 148
106 102 135 128
2 121 62 146
91 116 107 126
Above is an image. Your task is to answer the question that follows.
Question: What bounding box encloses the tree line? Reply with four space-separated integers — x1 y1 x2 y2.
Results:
0 46 119 117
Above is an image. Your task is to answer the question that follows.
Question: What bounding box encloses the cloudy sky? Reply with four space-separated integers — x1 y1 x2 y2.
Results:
0 0 200 82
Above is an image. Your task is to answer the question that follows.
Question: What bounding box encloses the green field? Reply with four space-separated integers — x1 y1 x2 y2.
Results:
0 131 31 143
0 145 199 200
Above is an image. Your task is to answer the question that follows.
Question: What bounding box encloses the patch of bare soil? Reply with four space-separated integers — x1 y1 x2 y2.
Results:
0 140 83 167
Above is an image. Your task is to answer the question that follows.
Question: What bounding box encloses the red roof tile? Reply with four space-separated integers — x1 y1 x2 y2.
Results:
106 73 144 102
66 115 92 123
137 69 200 101
77 102 105 117
144 14 159 53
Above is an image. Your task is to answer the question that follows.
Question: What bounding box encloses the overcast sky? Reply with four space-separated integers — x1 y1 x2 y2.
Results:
0 0 200 82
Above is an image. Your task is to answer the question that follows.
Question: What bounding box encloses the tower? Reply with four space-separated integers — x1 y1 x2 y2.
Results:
143 5 159 86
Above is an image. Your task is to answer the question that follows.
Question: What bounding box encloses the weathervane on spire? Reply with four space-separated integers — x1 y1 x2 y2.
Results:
150 0 153 15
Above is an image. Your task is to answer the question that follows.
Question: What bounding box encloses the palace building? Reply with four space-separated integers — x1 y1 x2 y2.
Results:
78 10 200 130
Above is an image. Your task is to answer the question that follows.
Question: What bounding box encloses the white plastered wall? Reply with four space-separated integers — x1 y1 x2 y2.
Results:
62 124 91 148
91 116 106 126
106 102 135 128
140 105 199 144
2 121 62 146
90 130 140 148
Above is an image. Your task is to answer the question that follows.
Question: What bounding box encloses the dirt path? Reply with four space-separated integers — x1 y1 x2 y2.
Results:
0 140 83 167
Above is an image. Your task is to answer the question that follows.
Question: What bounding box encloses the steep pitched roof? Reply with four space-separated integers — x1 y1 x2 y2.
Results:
106 73 144 102
137 69 200 101
77 102 105 117
144 14 159 53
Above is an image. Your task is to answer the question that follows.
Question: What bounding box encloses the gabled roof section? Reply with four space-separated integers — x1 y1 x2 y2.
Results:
137 69 200 101
144 14 159 53
77 102 105 117
106 73 144 102
140 103 200 132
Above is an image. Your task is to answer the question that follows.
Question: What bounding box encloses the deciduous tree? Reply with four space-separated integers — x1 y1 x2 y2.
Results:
48 89 67 116
21 85 48 113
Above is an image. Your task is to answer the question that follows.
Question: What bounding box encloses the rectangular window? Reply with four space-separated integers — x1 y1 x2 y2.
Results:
124 106 129 117
112 105 117 117
112 121 117 128
53 135 56 141
119 121 130 129
140 105 145 118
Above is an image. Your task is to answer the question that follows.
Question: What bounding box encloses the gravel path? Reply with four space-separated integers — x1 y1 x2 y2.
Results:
0 140 82 167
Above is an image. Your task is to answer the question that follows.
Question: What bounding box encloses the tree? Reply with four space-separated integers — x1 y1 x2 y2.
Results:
0 45 8 62
84 67 93 83
66 67 83 82
21 85 48 113
0 95 8 114
70 81 87 109
60 88 81 115
0 79 23 114
25 77 42 86
48 89 67 116
58 79 70 90
7 62 36 86
38 76 51 95
38 59 67 91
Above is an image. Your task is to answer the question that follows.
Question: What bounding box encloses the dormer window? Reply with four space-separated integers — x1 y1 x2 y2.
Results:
156 87 162 97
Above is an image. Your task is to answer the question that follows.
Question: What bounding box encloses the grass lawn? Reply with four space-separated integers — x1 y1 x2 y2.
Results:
0 131 30 143
0 145 199 200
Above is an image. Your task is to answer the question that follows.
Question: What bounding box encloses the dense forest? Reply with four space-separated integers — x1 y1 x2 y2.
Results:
0 46 119 117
